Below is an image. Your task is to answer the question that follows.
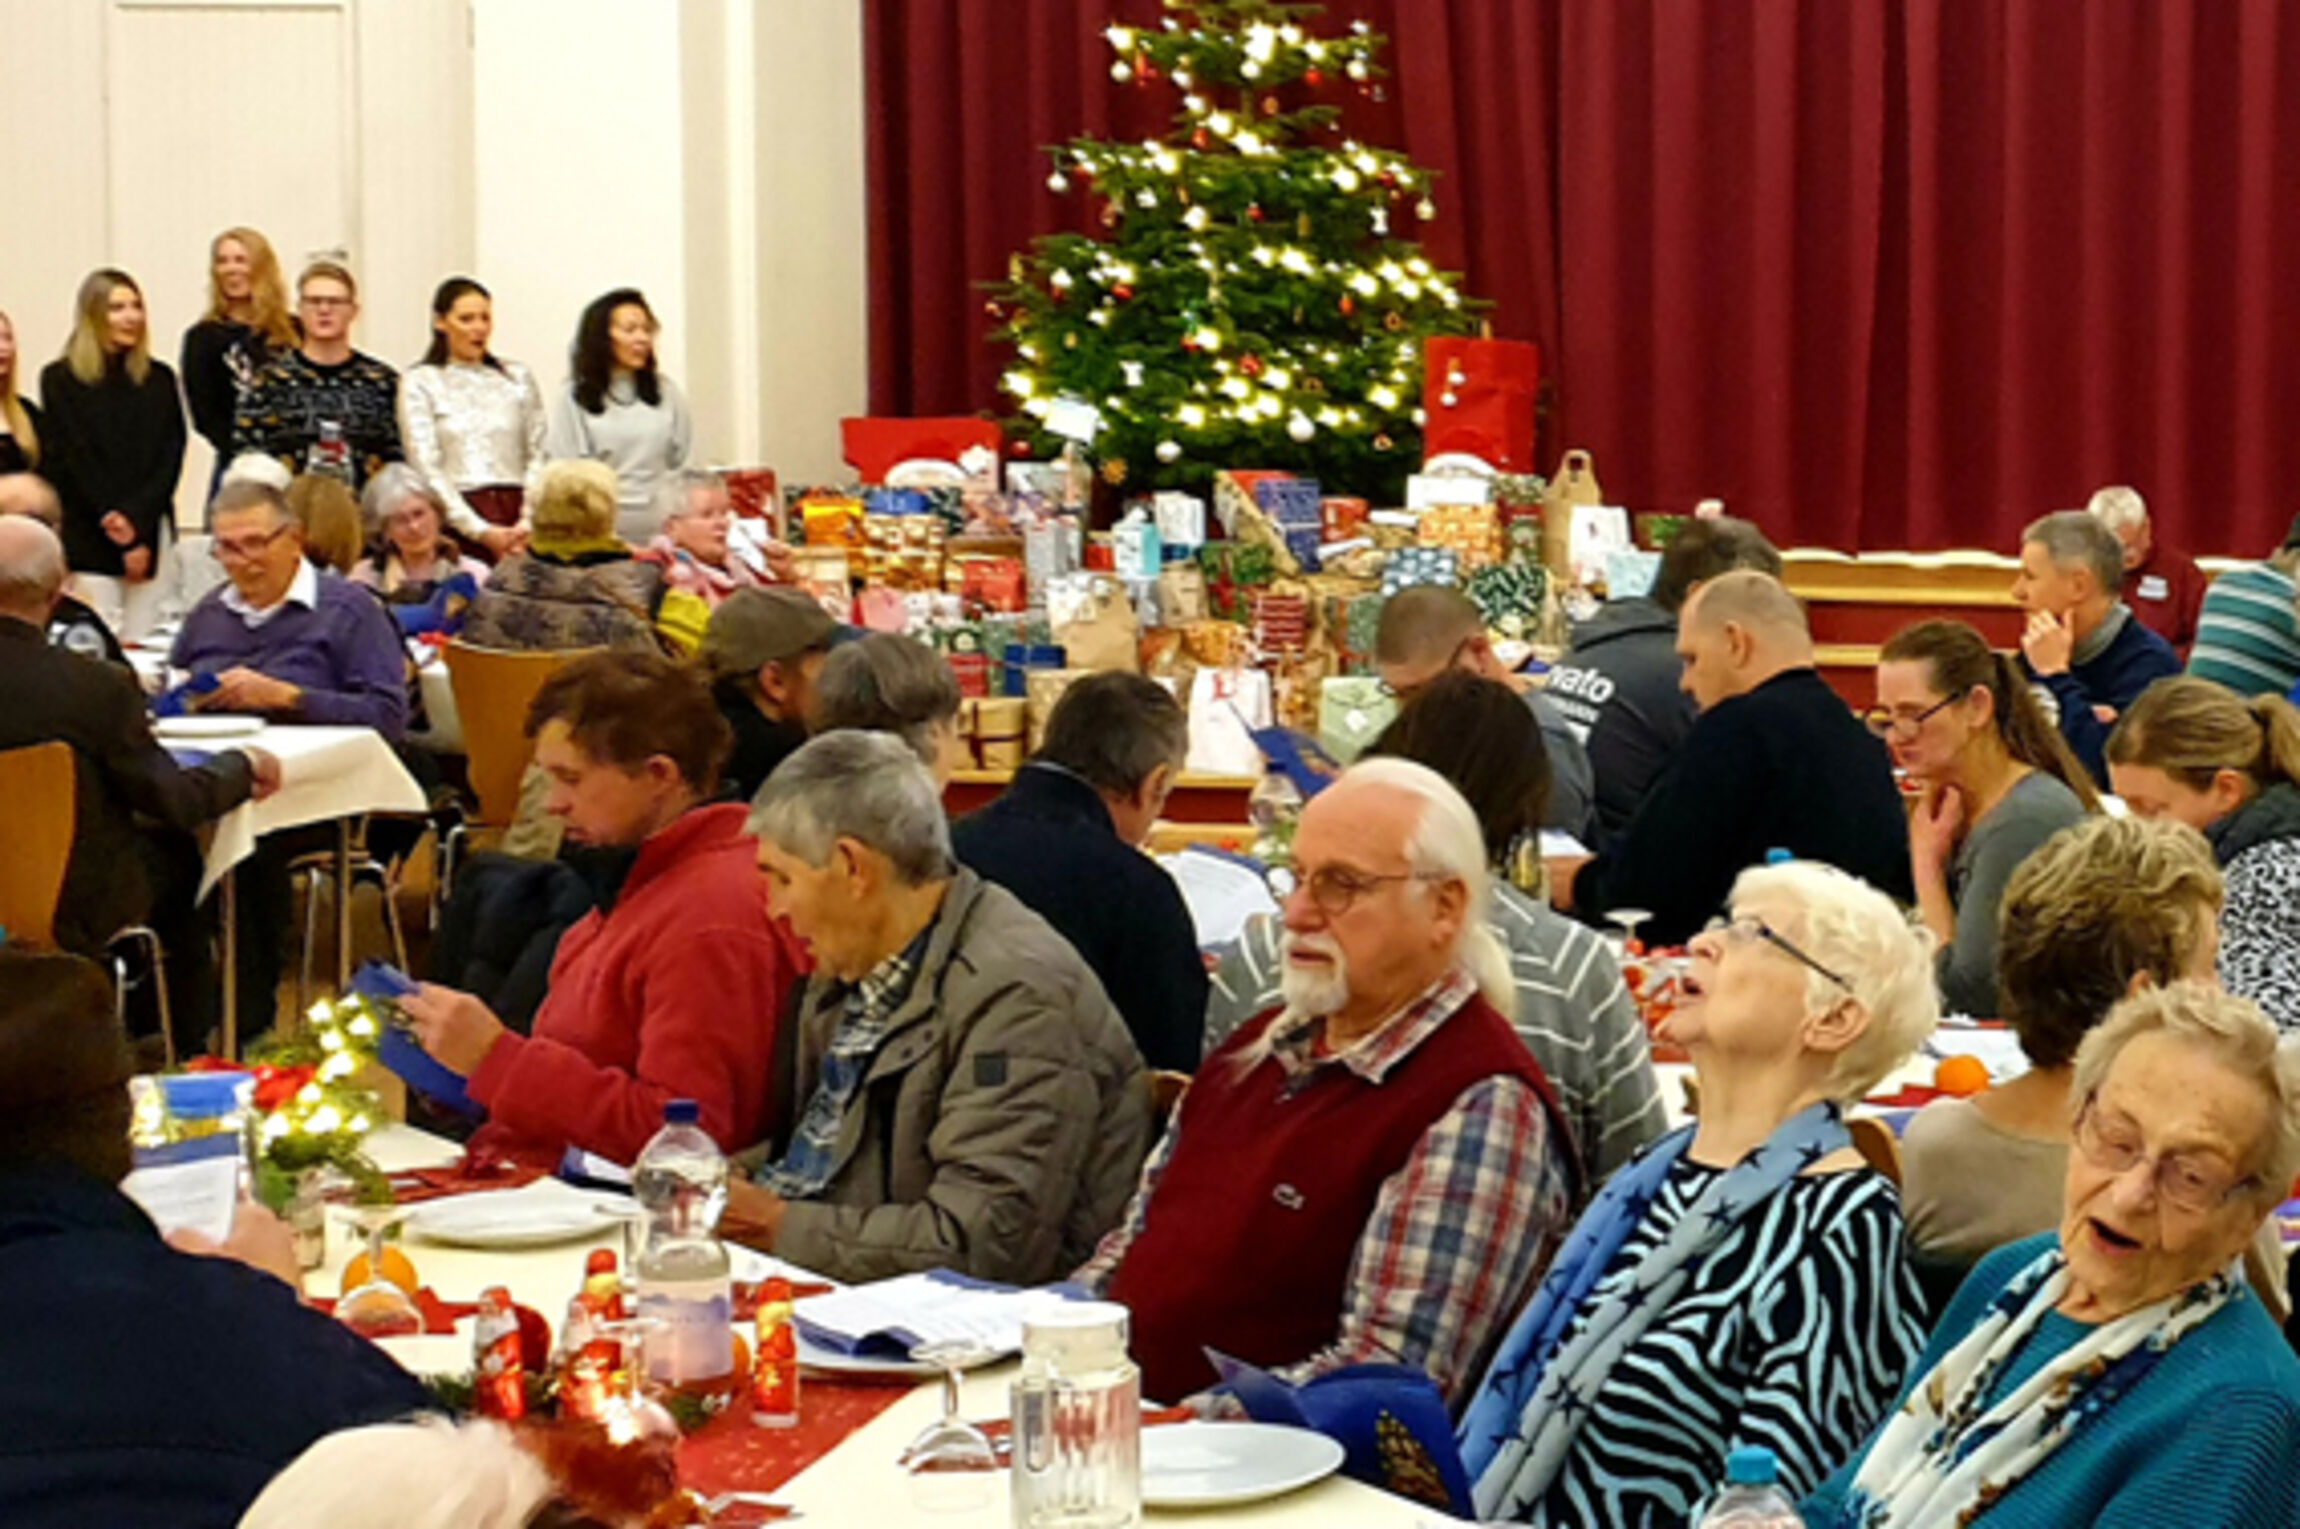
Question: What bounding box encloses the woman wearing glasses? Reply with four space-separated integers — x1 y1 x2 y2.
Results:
1871 620 2097 1017
1807 981 2300 1528
1458 858 1938 1525
1899 815 2222 1292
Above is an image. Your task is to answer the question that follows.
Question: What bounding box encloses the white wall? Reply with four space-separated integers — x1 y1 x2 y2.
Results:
0 0 868 518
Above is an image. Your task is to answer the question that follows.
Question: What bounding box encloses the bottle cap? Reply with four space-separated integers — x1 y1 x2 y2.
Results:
1763 847 1793 866
664 1099 701 1125
1724 1445 1778 1486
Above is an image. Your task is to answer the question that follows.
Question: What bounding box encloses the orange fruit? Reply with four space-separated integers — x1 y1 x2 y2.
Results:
341 1243 419 1297
1933 1054 1991 1098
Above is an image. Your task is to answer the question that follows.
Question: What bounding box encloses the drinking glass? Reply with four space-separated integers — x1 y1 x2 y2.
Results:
334 1207 421 1338
902 1340 999 1512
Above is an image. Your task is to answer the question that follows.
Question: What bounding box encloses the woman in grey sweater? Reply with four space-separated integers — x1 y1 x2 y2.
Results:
1871 620 2097 1017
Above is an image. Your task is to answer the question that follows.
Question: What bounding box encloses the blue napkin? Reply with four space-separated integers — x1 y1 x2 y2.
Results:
1208 1351 1471 1516
350 962 482 1119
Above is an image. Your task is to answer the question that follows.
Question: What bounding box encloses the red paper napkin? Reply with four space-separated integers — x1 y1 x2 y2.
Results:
389 1160 549 1205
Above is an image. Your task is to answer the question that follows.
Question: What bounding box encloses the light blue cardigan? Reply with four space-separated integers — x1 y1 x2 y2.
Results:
1805 1232 2300 1528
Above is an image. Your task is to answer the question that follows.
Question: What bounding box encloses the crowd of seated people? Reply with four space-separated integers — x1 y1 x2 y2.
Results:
12 229 2300 1528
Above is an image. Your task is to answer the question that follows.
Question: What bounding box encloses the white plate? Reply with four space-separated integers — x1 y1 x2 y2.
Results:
1140 1421 1345 1509
403 1194 610 1249
153 714 264 740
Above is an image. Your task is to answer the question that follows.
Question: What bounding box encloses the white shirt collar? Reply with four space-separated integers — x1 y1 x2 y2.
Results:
222 558 320 626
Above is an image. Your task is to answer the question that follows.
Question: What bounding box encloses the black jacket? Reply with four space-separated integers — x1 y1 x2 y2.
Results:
36 357 186 575
951 763 1208 1071
0 618 252 951
2025 605 2182 786
0 1165 434 1528
46 593 128 668
1572 667 1915 945
1549 597 1696 844
717 686 809 805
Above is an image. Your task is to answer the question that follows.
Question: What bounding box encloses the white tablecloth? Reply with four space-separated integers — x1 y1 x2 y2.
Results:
328 1127 1449 1526
193 725 427 897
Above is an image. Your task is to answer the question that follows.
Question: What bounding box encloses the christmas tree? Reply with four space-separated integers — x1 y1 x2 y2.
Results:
989 0 1483 503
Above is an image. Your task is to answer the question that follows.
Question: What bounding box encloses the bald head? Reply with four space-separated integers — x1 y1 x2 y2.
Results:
1675 570 1814 712
0 472 61 532
0 516 67 622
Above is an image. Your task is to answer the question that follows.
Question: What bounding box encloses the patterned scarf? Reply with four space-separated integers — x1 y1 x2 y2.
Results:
1458 1100 1852 1519
1839 1246 2240 1526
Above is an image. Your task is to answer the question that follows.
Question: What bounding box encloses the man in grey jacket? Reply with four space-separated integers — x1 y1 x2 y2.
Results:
718 730 1151 1286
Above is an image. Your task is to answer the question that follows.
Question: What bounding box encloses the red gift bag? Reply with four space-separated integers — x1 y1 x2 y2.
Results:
1422 338 1540 471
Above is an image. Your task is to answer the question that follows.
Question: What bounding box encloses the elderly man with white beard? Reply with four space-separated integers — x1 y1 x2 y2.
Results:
1074 759 1583 1412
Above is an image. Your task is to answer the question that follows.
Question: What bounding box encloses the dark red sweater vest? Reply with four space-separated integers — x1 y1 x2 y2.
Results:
1105 992 1564 1403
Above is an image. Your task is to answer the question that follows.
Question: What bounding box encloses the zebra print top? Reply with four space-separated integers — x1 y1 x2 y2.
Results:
1519 1158 1926 1527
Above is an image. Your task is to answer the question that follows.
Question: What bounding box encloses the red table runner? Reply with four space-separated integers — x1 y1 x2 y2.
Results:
677 1378 914 1496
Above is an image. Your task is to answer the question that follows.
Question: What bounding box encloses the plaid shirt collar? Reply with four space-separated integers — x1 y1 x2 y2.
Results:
833 927 931 1047
1268 968 1480 1085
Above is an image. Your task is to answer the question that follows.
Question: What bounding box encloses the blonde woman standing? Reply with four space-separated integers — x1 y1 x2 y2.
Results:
38 269 185 637
0 307 39 475
180 228 296 497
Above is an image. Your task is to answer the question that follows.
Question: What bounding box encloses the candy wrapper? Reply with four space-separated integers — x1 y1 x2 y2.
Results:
1382 546 1460 597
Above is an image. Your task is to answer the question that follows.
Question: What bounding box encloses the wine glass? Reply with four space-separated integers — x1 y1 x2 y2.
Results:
334 1206 422 1338
902 1340 999 1512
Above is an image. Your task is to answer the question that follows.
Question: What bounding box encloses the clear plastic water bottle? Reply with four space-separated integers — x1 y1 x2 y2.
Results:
1695 1446 1806 1527
309 419 351 480
632 1099 733 1387
1248 762 1304 865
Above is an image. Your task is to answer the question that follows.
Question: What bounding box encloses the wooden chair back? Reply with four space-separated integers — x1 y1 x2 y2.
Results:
442 643 600 827
1848 1114 1904 1186
0 742 76 948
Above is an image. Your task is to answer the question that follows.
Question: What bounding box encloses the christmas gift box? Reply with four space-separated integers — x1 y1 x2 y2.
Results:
1181 618 1252 670
1319 676 1399 764
1197 540 1279 621
1253 477 1325 530
1271 649 1333 734
1321 496 1370 542
1311 577 1387 674
1421 336 1540 471
1152 491 1207 553
1113 508 1164 581
1024 517 1082 604
789 547 854 621
1027 667 1093 751
1382 546 1459 597
1000 642 1068 699
1213 470 1294 537
1252 586 1313 655
1417 504 1504 571
719 466 781 534
961 557 1028 614
1464 561 1549 643
864 487 931 520
800 497 866 552
948 650 993 698
974 696 1028 770
1158 564 1209 627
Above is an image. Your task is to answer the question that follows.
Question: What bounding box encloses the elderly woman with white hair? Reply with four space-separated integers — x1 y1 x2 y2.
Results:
1457 860 1938 1525
350 463 488 605
634 467 790 607
1807 982 2300 1528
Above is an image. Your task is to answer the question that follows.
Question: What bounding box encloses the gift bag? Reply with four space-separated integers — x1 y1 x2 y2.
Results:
1541 448 1604 579
1027 667 1092 751
1186 666 1273 776
1319 677 1399 764
1053 583 1141 673
1422 336 1540 473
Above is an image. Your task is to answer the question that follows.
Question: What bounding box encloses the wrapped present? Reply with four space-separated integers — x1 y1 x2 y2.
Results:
1253 587 1313 654
1185 665 1274 777
1197 541 1279 621
918 485 967 532
1253 477 1325 530
789 547 853 620
974 696 1028 770
1158 564 1209 626
1024 517 1082 604
1113 509 1163 581
1321 496 1370 542
862 511 946 591
948 650 993 698
719 466 781 533
1311 578 1387 674
1464 561 1549 642
798 495 867 551
961 557 1027 614
1503 516 1544 567
1000 642 1068 698
864 487 930 519
855 585 912 633
1319 676 1399 764
1382 546 1459 597
1181 618 1252 670
1213 470 1294 537
1152 491 1207 552
1027 667 1093 750
1271 649 1333 733
1418 504 1504 572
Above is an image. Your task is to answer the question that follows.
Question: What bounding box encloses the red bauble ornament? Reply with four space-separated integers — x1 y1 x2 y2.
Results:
1008 437 1032 458
1305 68 1324 86
1077 163 1094 181
1339 294 1356 316
1240 353 1264 377
985 300 1004 318
1180 333 1200 353
1113 284 1134 301
1192 128 1210 150
1247 203 1264 223
1262 95 1280 116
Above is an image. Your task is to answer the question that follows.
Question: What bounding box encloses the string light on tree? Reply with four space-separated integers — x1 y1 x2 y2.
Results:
990 0 1485 498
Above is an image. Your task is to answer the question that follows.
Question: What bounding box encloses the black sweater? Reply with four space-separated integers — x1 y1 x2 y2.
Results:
179 318 279 457
1572 667 1915 945
36 357 186 575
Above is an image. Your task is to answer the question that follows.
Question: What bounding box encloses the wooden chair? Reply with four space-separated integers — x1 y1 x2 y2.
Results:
439 642 601 892
0 741 173 1057
1848 1115 1904 1186
0 742 75 949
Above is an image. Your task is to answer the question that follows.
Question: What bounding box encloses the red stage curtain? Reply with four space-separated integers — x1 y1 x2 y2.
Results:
865 0 2300 555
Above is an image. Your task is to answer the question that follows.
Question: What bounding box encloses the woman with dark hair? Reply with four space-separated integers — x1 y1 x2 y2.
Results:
397 277 544 559
2109 676 2300 1030
1205 670 1667 1181
545 288 690 543
1871 619 2097 1016
38 268 186 638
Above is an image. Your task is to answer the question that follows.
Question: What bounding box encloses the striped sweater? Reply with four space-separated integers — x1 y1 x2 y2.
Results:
1203 883 1668 1181
2189 560 2300 699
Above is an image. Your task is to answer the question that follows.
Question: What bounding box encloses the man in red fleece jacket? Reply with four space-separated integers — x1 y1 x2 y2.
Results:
402 651 803 1165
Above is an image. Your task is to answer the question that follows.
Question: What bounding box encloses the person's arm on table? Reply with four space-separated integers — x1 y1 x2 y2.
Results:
772 999 1104 1286
1226 1077 1568 1410
94 664 272 829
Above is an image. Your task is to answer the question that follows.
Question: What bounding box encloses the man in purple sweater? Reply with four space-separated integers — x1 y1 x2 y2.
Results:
169 478 407 1031
169 480 407 736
